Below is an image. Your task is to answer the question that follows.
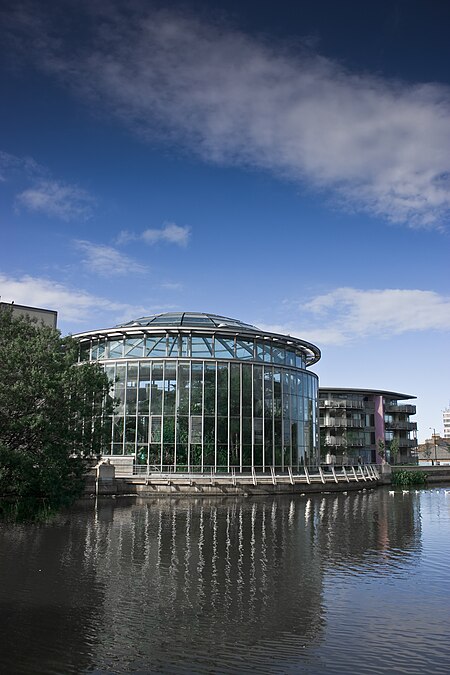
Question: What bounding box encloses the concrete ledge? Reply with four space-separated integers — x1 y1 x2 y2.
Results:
83 477 379 498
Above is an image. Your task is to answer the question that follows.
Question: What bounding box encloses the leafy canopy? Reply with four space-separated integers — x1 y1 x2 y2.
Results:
0 308 112 507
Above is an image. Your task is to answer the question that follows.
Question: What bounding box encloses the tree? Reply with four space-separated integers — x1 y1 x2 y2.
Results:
389 437 399 465
0 308 112 508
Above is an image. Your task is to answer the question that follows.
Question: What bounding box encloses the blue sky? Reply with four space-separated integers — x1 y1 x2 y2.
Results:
1 0 449 441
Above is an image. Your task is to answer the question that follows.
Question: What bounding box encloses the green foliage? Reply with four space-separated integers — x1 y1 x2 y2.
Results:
391 470 428 486
377 439 386 459
0 308 112 512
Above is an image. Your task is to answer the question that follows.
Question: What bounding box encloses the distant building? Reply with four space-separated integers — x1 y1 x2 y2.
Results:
443 408 450 439
0 301 57 329
417 434 450 465
319 388 417 465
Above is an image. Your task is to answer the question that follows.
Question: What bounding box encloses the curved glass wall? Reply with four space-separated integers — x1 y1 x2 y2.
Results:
81 334 309 369
75 314 320 472
98 358 318 471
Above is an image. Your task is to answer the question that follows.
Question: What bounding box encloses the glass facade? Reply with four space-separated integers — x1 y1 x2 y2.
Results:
75 313 320 472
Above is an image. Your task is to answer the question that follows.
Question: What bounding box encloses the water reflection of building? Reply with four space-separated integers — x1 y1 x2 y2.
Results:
85 497 325 671
83 490 422 672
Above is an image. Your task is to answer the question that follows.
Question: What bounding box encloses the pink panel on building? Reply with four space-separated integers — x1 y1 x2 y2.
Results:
374 395 385 464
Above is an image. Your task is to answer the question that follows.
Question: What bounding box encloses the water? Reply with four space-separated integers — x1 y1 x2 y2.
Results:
1 486 450 674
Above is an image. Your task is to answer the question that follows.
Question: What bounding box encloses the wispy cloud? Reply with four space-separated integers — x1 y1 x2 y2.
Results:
262 288 450 345
160 281 183 291
0 272 148 325
1 149 95 221
18 179 94 221
74 240 147 276
117 222 191 247
7 4 450 229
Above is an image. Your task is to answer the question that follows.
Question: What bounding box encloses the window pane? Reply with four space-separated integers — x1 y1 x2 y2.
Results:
255 341 264 361
217 363 228 417
163 417 175 443
124 338 144 358
164 363 176 414
125 417 136 443
177 363 190 415
190 363 203 414
145 336 166 357
242 364 252 417
138 364 151 414
230 363 240 416
191 336 213 358
214 336 235 359
190 416 203 444
108 339 123 359
150 363 163 415
253 366 263 417
167 336 179 357
150 416 161 442
125 363 138 414
204 364 216 415
92 340 106 360
264 368 273 415
272 346 285 365
137 417 149 443
236 339 254 360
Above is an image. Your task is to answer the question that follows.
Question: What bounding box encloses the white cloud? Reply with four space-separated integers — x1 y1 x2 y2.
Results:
74 240 147 276
117 222 190 247
0 272 147 325
262 288 450 345
13 5 450 229
160 281 183 291
17 179 94 221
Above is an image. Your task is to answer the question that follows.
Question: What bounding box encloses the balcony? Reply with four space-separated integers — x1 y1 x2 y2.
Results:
320 419 365 429
385 403 416 414
325 438 366 448
398 438 418 448
385 421 417 431
319 399 364 410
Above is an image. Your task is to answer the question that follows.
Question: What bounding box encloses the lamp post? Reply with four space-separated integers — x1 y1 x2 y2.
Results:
429 427 438 466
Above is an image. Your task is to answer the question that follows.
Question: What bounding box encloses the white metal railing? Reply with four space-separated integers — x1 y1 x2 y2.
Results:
129 463 381 485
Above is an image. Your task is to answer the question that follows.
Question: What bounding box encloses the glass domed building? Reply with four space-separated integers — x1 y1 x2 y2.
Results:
74 312 321 473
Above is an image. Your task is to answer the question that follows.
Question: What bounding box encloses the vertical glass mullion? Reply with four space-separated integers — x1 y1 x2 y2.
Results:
214 365 218 472
188 362 192 471
251 363 254 472
272 368 275 468
227 362 230 472
262 363 265 472
239 363 243 472
201 361 205 472
161 361 165 469
174 359 178 470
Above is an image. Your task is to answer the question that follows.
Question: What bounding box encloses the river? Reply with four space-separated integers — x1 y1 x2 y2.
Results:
1 486 449 674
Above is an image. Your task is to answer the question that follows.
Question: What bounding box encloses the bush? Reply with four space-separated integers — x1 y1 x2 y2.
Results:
391 470 428 486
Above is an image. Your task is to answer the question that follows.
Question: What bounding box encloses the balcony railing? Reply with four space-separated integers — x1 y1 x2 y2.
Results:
385 421 417 431
319 400 364 410
398 438 417 448
385 404 416 414
324 438 366 447
320 419 365 428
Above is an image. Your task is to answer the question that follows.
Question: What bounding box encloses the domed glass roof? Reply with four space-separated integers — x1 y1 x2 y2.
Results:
117 312 260 331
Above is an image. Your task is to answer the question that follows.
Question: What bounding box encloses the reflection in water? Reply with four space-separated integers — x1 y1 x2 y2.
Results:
1 488 449 674
87 497 324 673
